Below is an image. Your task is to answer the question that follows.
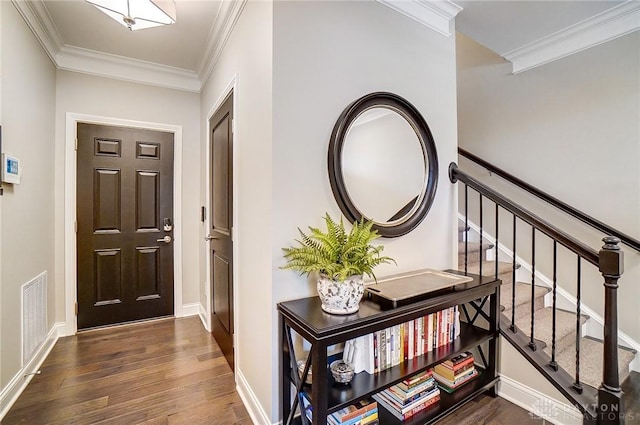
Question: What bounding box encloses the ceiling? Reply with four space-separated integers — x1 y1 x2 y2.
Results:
455 0 626 55
17 0 640 91
43 0 222 70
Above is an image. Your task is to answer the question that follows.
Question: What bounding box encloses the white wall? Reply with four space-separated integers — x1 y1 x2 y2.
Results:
1 1 56 388
54 71 201 324
456 31 640 342
272 0 459 421
199 0 273 422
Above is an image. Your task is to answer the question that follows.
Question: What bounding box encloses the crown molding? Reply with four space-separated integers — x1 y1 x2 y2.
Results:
12 0 64 64
196 0 247 84
56 46 201 92
376 0 462 37
12 0 242 92
503 0 640 74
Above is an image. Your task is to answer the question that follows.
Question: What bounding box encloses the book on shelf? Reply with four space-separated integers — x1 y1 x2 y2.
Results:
329 408 378 425
395 370 432 392
380 383 439 411
440 351 473 369
329 400 378 425
431 351 480 393
344 306 461 375
371 369 440 421
373 390 440 421
388 377 436 400
433 361 475 381
433 368 479 393
302 394 379 425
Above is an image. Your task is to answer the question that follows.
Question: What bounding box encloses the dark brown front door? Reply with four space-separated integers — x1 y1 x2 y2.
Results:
77 123 174 330
208 93 234 369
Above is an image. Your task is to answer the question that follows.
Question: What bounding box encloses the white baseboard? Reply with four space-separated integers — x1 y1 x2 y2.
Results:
499 375 584 425
459 214 640 371
0 322 65 421
180 302 200 318
198 302 210 332
236 369 271 425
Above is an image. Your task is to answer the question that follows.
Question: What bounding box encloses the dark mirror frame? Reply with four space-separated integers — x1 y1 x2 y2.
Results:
328 92 439 238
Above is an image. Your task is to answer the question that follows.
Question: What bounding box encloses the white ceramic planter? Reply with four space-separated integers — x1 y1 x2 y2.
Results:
317 275 365 315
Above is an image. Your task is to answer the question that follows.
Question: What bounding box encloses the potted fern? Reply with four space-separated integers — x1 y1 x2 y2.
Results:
282 213 395 315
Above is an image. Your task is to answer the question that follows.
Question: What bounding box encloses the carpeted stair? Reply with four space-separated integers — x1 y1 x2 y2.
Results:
457 224 637 392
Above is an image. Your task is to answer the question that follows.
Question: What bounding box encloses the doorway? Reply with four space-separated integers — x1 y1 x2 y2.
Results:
76 123 175 329
207 92 235 370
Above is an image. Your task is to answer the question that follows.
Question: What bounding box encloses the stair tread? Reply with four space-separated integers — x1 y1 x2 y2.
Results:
459 261 518 276
554 337 636 390
457 241 494 254
501 281 550 313
507 307 587 353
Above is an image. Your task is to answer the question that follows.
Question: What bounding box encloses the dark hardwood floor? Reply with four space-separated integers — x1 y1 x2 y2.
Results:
4 315 604 425
2 317 251 425
436 393 548 425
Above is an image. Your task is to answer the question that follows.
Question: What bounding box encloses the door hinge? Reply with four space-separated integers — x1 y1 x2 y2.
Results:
231 118 235 134
74 220 78 233
75 138 78 151
75 303 78 316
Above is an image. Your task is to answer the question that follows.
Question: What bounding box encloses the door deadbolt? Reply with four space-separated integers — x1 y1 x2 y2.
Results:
157 235 172 244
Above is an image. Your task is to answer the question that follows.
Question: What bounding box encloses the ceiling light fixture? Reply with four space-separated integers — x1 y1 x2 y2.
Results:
86 0 176 31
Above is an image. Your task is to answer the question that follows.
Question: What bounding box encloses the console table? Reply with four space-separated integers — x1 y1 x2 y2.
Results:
277 271 501 425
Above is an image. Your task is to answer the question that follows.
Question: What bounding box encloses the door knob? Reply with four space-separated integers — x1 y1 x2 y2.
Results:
157 235 172 243
205 234 218 241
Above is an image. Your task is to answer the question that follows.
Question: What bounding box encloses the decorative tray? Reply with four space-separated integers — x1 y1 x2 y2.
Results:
364 269 473 309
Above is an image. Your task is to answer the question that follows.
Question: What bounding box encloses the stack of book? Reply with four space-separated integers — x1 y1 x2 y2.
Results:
328 400 379 425
371 370 440 421
300 395 378 425
432 351 479 392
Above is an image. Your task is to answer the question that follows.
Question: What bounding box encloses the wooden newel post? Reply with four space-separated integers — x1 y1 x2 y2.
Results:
597 236 624 425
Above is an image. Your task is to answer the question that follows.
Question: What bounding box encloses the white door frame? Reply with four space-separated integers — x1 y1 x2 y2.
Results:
204 75 239 373
64 112 184 335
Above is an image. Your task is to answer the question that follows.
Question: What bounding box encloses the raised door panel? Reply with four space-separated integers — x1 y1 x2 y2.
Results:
212 119 230 235
94 249 122 305
94 169 121 233
136 247 161 300
212 253 231 332
136 171 160 232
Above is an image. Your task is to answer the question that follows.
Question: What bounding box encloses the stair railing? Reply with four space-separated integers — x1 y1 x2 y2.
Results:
449 160 626 425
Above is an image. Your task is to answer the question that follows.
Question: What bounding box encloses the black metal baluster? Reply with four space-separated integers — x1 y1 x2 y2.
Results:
510 215 517 333
464 185 468 275
549 241 559 371
528 228 537 351
479 193 484 278
495 204 499 280
573 256 583 393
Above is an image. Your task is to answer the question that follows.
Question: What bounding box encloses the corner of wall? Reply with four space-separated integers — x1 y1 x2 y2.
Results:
0 322 64 421
236 369 272 425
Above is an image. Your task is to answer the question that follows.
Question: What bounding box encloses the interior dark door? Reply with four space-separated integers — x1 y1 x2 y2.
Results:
77 123 174 329
208 93 234 370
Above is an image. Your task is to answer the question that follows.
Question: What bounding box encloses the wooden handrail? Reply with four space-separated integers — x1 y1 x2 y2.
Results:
449 163 599 266
458 148 640 252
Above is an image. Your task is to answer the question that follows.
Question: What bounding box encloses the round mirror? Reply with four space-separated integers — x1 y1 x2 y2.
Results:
328 92 438 238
